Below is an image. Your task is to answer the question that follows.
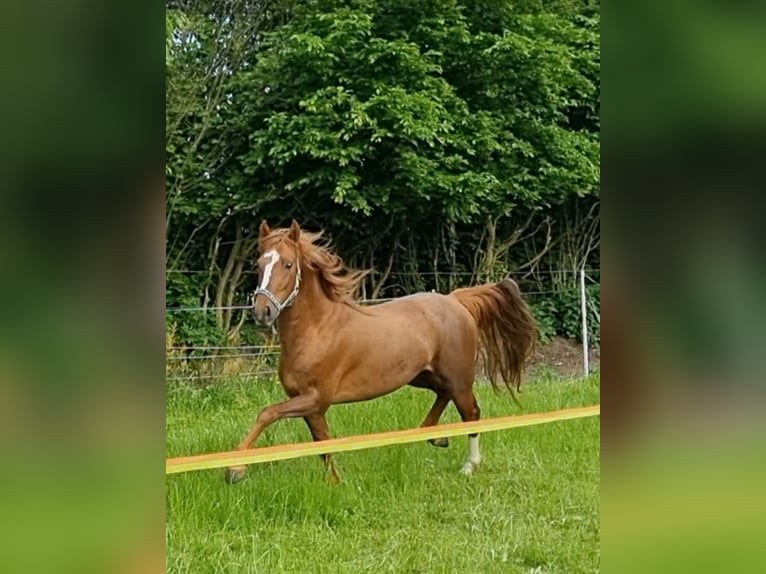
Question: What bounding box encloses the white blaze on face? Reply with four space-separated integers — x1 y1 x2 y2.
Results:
260 250 280 290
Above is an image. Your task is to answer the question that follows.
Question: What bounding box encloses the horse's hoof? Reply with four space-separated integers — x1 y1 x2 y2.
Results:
224 466 247 484
428 437 450 448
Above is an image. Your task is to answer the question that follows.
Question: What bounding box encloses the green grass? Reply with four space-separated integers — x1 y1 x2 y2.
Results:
166 373 600 573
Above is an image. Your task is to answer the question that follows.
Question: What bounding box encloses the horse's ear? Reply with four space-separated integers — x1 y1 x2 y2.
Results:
288 219 301 242
259 220 271 242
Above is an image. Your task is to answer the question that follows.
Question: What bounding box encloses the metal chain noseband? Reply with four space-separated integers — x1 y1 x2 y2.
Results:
252 262 302 317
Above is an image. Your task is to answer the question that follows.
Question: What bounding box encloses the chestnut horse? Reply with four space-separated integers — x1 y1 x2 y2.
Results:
224 220 537 484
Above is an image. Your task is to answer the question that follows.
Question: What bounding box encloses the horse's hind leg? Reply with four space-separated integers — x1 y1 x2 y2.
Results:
410 371 451 447
421 394 450 448
304 413 341 484
452 389 482 475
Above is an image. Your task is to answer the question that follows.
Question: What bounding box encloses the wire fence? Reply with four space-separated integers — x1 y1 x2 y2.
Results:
166 269 601 382
166 370 278 382
167 268 601 276
166 298 397 313
166 351 282 361
166 268 600 312
167 345 281 351
165 289 587 313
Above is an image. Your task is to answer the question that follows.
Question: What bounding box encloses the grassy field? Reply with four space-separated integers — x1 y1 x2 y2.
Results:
166 372 600 573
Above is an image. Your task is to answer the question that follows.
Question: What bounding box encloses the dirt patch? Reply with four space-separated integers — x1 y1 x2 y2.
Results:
528 336 600 379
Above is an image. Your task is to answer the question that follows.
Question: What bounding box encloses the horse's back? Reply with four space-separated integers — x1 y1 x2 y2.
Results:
366 292 453 313
364 291 477 349
373 291 470 315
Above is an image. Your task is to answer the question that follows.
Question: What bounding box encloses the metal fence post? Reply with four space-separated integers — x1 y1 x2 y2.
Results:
580 268 589 377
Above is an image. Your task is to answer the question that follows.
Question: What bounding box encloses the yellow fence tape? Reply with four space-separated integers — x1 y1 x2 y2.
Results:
166 404 600 474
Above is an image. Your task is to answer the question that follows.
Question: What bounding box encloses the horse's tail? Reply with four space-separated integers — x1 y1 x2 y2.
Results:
450 278 538 405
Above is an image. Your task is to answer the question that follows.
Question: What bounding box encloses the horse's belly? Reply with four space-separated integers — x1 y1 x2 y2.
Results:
332 359 426 404
329 311 440 404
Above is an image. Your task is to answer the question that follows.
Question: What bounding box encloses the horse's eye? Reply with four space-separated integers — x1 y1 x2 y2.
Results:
285 262 293 269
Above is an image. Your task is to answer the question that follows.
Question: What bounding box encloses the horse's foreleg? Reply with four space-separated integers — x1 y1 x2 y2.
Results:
422 394 451 448
224 391 322 484
304 413 341 484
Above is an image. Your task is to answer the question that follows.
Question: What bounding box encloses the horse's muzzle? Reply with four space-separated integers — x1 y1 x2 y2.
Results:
253 297 277 326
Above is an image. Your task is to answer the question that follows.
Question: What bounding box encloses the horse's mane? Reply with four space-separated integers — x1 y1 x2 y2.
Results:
262 228 370 305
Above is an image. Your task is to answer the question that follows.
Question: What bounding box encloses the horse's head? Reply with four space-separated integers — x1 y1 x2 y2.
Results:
252 219 302 326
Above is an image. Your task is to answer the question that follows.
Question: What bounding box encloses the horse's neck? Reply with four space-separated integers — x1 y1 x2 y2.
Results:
277 270 343 350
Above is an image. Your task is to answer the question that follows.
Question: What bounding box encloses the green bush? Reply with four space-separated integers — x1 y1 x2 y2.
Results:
531 284 600 346
531 299 559 344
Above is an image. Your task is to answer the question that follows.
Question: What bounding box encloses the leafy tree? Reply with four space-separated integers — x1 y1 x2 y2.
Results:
165 0 601 346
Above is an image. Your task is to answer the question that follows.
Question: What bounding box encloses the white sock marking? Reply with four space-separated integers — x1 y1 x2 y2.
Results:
260 250 280 290
460 435 482 475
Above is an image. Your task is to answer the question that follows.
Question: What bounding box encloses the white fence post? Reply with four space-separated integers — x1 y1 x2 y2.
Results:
580 268 589 378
